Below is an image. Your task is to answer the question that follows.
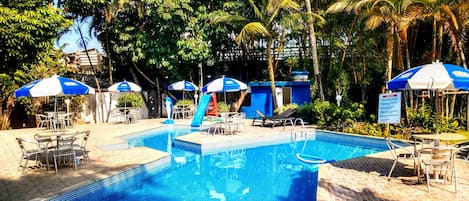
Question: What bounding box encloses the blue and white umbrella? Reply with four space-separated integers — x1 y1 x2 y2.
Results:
15 75 95 98
15 75 95 117
168 80 199 91
202 76 247 93
387 62 469 134
108 81 142 92
387 62 469 91
108 80 142 122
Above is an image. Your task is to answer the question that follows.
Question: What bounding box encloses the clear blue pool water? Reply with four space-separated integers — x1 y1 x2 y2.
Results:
52 126 389 201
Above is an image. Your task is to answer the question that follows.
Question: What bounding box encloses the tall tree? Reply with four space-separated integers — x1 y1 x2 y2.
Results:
304 0 325 100
0 0 72 128
210 0 301 109
328 0 422 81
419 0 469 67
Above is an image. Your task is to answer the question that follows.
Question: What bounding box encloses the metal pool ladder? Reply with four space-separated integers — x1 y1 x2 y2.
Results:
290 118 312 154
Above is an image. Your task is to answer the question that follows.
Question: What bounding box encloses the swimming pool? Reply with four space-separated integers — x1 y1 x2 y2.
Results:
51 126 390 201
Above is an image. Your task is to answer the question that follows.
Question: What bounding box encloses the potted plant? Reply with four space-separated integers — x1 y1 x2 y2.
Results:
286 57 309 81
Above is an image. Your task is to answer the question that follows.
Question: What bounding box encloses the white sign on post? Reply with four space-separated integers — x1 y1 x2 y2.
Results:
378 92 401 124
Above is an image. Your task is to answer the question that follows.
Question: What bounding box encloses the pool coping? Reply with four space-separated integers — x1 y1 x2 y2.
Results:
173 131 301 154
47 154 171 201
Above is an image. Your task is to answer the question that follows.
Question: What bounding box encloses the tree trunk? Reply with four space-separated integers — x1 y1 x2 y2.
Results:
234 91 248 112
305 0 324 101
432 18 437 61
131 61 156 86
386 27 394 82
340 15 358 68
266 38 278 109
77 24 105 124
458 39 467 68
438 24 443 61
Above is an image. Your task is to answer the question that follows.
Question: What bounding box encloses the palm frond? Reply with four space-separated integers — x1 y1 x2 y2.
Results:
267 0 300 25
209 10 248 25
366 15 385 30
236 22 270 45
326 0 352 14
440 4 459 31
279 13 304 31
248 0 263 20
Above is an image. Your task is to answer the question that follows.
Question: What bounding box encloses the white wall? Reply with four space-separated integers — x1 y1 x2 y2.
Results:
80 92 149 124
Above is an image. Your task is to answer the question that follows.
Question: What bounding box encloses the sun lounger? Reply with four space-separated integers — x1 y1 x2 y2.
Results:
252 110 267 126
255 109 296 129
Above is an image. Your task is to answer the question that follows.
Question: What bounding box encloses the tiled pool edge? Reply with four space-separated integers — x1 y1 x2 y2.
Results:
47 155 171 201
173 132 308 155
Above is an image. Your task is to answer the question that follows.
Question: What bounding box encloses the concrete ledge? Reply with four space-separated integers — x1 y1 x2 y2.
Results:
174 131 296 155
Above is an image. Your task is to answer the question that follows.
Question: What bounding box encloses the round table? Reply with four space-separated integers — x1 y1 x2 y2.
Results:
412 133 467 141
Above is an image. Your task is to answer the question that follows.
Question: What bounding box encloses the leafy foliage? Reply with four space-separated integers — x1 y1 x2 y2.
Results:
0 1 73 129
117 93 143 108
0 2 72 72
274 103 298 114
297 99 364 132
176 99 194 106
217 102 229 113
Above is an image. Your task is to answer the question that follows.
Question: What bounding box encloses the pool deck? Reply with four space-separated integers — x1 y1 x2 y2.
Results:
0 118 467 201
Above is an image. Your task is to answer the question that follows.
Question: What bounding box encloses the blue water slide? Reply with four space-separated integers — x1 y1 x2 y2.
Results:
191 92 212 127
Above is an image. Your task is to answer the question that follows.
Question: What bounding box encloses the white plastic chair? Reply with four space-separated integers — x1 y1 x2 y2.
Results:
16 138 46 173
422 147 457 193
53 136 78 174
385 137 419 178
36 114 52 129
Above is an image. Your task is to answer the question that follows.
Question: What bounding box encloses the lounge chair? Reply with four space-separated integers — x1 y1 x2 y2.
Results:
252 110 267 126
261 108 296 129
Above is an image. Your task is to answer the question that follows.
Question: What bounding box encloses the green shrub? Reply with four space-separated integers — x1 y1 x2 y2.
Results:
296 99 364 132
176 99 193 106
117 93 143 108
274 103 299 114
218 102 229 113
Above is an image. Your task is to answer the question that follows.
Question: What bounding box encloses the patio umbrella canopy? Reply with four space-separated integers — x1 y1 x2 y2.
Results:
15 75 95 98
168 80 199 104
386 62 469 91
386 62 469 134
108 80 142 92
14 75 95 112
168 80 199 91
201 76 247 93
108 80 142 123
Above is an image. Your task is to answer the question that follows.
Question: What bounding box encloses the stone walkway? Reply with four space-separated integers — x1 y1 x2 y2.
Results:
0 118 467 200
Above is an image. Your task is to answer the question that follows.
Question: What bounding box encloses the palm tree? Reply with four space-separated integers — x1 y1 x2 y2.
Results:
211 0 301 109
304 0 325 100
418 0 468 67
328 0 422 81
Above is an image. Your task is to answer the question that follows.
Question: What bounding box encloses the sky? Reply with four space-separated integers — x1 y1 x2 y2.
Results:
55 17 104 54
57 32 104 54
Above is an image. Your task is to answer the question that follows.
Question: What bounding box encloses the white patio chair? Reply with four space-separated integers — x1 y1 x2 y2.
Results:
385 137 419 179
36 114 51 129
53 136 78 174
72 130 91 164
172 105 184 119
109 108 125 123
422 147 457 193
16 138 46 173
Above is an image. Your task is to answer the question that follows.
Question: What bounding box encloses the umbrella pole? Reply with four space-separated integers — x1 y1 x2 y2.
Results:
433 90 440 135
125 93 127 123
